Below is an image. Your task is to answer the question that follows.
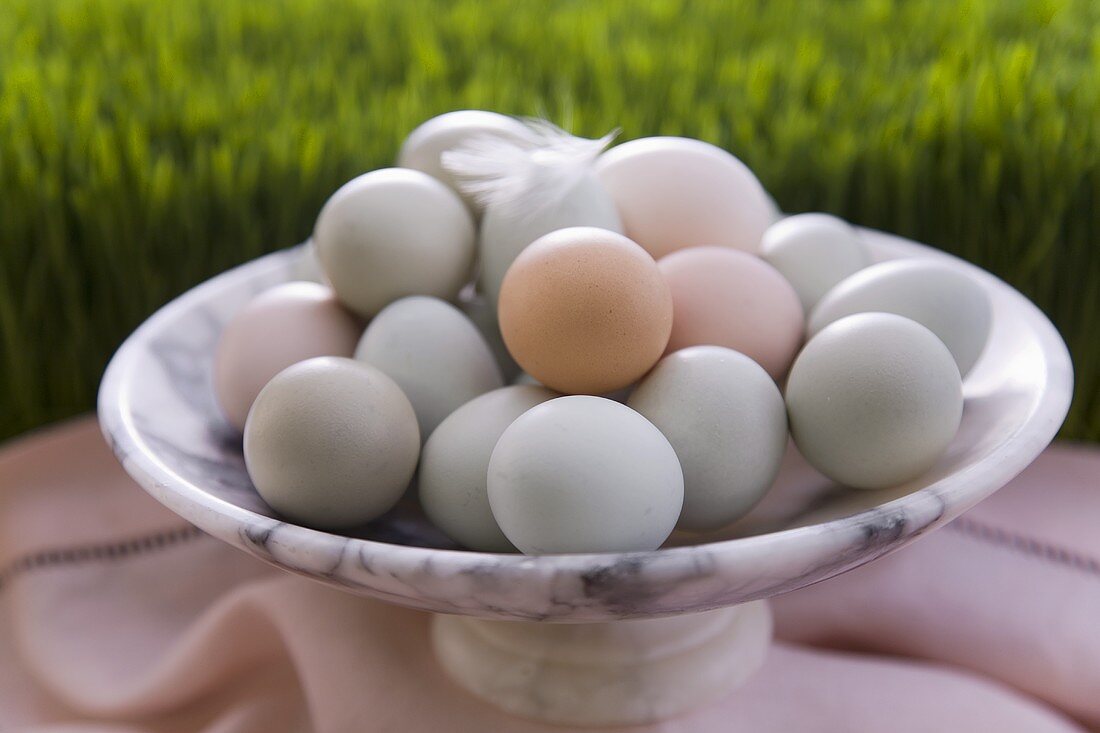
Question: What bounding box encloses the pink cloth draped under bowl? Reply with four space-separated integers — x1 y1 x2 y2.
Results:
0 418 1094 732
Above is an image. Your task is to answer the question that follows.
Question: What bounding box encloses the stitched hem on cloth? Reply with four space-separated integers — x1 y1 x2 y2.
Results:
0 524 205 592
946 516 1100 577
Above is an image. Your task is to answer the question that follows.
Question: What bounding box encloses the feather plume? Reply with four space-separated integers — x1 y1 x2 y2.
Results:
441 118 617 220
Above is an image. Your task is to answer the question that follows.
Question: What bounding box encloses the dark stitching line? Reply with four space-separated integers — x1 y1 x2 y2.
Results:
947 516 1100 577
0 525 206 592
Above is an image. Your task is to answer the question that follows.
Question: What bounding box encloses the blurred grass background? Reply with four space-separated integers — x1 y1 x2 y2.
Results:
1 0 1098 442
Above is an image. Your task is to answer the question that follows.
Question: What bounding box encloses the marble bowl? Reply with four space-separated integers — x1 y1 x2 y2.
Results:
97 229 1072 623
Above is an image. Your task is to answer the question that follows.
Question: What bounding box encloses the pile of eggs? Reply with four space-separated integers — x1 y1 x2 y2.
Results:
215 110 991 555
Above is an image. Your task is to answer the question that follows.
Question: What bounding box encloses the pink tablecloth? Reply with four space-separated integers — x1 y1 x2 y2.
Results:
1 417 1097 732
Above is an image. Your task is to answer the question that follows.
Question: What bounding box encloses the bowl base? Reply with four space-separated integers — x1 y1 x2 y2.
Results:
432 601 772 726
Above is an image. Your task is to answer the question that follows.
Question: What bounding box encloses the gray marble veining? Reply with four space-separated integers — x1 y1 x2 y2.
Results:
97 231 1073 622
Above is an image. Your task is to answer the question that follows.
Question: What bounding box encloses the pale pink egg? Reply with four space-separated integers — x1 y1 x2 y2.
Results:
214 281 363 431
595 137 777 259
658 247 804 382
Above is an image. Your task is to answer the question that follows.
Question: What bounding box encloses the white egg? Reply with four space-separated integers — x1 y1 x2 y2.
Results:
511 371 633 403
809 259 992 376
786 313 963 489
512 372 540 386
397 110 529 215
628 346 787 531
243 357 420 529
313 168 475 318
457 287 522 380
419 385 557 551
213 281 362 432
479 172 622 305
595 136 777 258
355 296 503 439
760 213 871 312
290 241 327 284
487 396 684 554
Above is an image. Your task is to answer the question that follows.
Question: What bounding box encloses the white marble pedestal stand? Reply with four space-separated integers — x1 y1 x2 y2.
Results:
432 601 772 726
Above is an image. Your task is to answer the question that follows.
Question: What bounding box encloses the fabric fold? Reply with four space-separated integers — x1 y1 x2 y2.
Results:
772 444 1100 728
0 418 1094 732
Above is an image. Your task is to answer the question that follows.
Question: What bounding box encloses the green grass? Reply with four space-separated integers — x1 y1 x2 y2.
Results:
1 0 1099 441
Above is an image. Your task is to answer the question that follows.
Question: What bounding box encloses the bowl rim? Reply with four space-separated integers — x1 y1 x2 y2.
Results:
97 227 1074 605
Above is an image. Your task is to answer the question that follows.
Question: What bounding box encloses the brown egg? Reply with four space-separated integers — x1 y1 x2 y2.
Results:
498 227 672 394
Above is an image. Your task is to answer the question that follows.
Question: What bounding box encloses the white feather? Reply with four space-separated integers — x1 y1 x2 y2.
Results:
441 118 617 220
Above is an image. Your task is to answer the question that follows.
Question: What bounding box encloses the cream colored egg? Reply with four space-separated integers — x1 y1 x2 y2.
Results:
809 259 992 376
419 385 557 551
213 281 362 432
479 173 622 305
760 213 871 312
355 296 503 439
397 110 528 215
313 168 475 318
628 346 787 531
595 136 777 258
243 357 419 529
487 396 684 554
786 313 963 489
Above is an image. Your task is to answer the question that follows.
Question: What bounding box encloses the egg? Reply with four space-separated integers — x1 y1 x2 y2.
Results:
419 385 557 552
291 241 327 284
658 247 803 382
511 371 633 403
785 313 963 489
313 168 475 318
213 281 362 432
628 346 787 531
458 287 522 381
595 136 777 258
355 296 503 439
760 213 871 312
808 259 992 377
487 396 684 554
479 173 622 305
243 357 419 529
397 110 529 215
512 372 540 386
497 227 673 394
